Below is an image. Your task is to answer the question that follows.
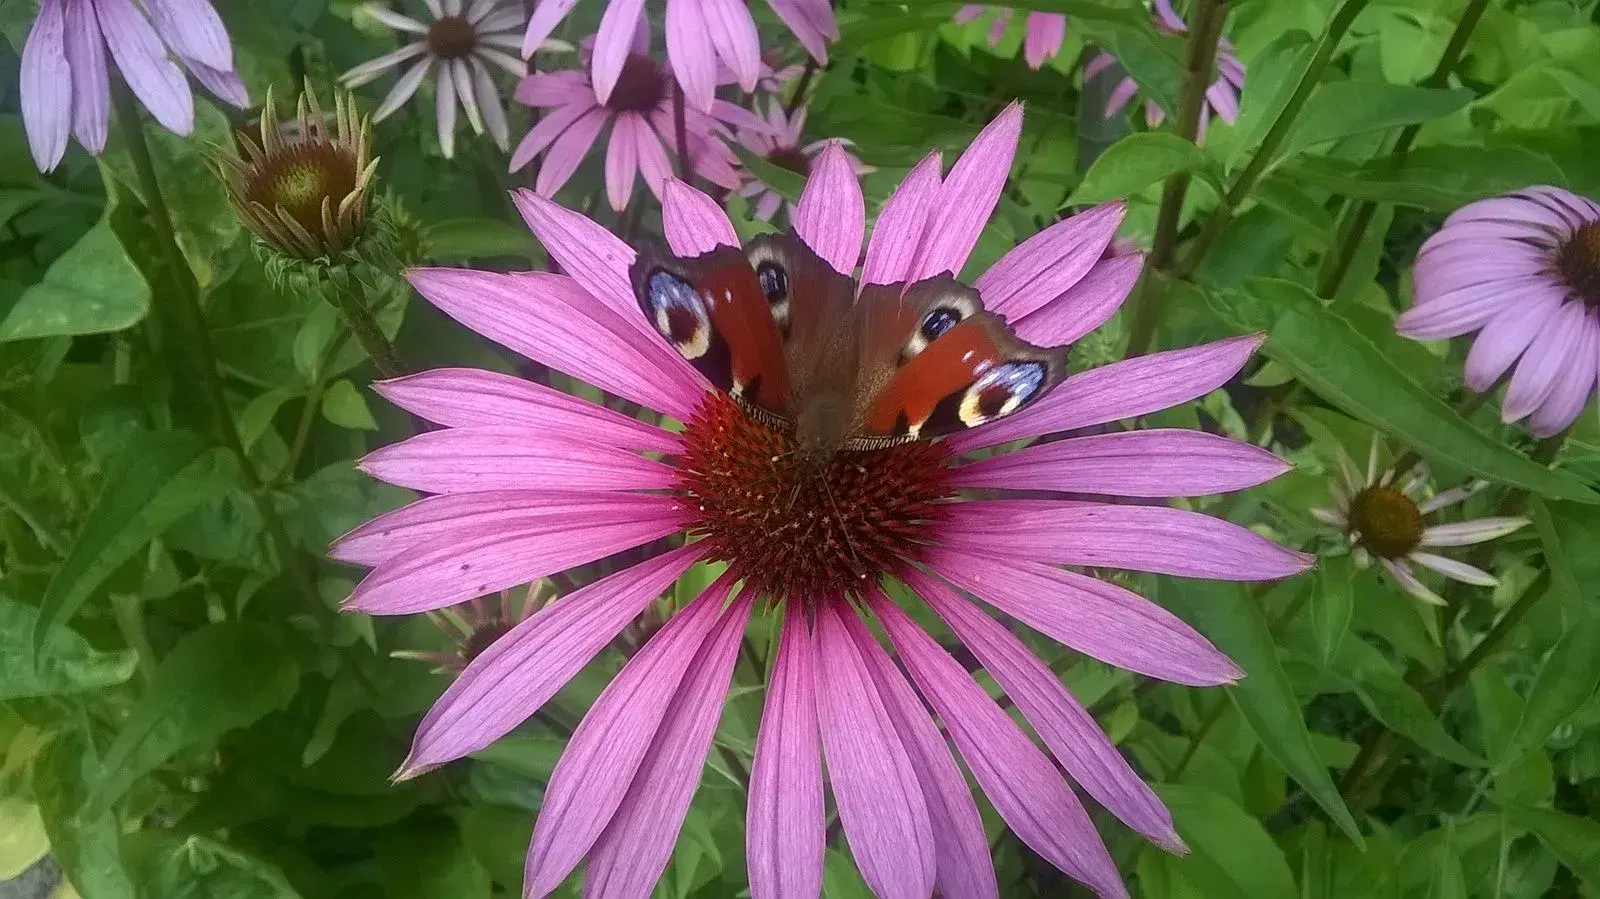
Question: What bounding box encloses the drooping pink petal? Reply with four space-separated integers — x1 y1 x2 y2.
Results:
62 0 110 154
1084 51 1116 80
873 594 1129 899
748 603 825 899
907 103 1023 281
1380 557 1444 605
521 0 578 57
1408 552 1497 586
509 99 592 171
813 603 936 899
924 545 1242 686
662 178 740 255
372 368 680 454
184 57 248 107
524 574 737 898
793 142 866 275
514 70 592 107
1205 79 1239 123
510 189 657 337
1529 313 1599 437
20 0 71 171
941 499 1313 581
976 201 1125 320
142 0 233 70
953 429 1290 497
950 334 1264 452
702 0 762 92
1501 299 1588 423
665 0 718 112
397 544 704 775
1413 241 1547 301
604 112 643 211
356 425 676 494
1396 280 1526 340
906 569 1182 851
842 607 999 899
954 4 986 24
1022 13 1067 69
592 0 646 107
860 150 944 287
407 268 706 421
633 120 675 198
1463 287 1564 391
766 0 829 61
96 0 194 135
585 592 754 898
533 105 608 195
1013 253 1144 345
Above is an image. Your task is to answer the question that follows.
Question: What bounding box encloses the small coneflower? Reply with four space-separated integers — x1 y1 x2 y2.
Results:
20 0 249 171
954 5 1069 70
732 100 870 221
393 589 542 673
337 105 1309 897
519 0 838 112
510 49 764 211
341 0 560 158
1085 0 1243 142
1312 438 1530 606
1397 186 1600 437
217 85 378 261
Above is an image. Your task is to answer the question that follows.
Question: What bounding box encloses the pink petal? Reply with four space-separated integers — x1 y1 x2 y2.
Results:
1421 517 1530 547
1396 279 1523 340
1413 242 1547 301
814 603 936 899
591 0 646 107
532 105 608 194
1501 300 1589 423
356 425 676 494
96 0 194 135
703 0 762 92
524 575 736 898
1205 80 1239 123
372 368 680 454
952 428 1290 497
906 570 1181 852
1104 77 1139 118
509 99 593 171
604 112 642 212
950 334 1264 452
873 595 1129 899
21 0 70 171
843 606 999 899
1013 253 1145 346
632 120 675 198
509 190 655 339
766 0 829 61
748 602 826 899
662 178 740 255
142 0 233 70
585 592 755 897
184 58 248 108
665 0 717 112
513 70 592 108
522 0 578 56
976 201 1126 320
1380 557 1444 605
860 150 944 287
1463 286 1564 392
398 545 705 775
907 102 1022 281
63 0 110 154
1084 52 1117 80
793 142 865 275
941 499 1314 581
1022 13 1067 69
954 5 986 24
1408 552 1497 587
1529 313 1599 437
925 545 1242 686
407 268 705 421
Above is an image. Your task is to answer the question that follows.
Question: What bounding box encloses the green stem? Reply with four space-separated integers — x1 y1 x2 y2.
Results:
1434 569 1551 700
324 270 404 379
1175 0 1371 278
1314 0 1491 298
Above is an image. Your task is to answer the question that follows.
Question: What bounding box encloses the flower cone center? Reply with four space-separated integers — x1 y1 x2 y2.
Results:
1348 486 1424 558
766 147 811 176
675 392 955 600
462 618 510 662
244 141 360 239
428 15 477 59
609 55 667 113
1558 220 1600 307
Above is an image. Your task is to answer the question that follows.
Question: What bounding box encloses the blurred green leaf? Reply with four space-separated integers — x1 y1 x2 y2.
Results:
1311 555 1354 666
425 217 541 261
734 145 807 205
321 379 378 430
1069 133 1218 205
1278 145 1566 211
0 220 149 342
376 820 492 899
1156 782 1298 899
0 599 136 699
1331 638 1485 768
34 730 135 899
130 833 302 899
1280 84 1474 159
1508 807 1600 887
1229 31 1317 164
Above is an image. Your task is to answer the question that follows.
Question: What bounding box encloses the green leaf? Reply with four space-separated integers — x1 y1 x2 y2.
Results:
1280 84 1474 160
1155 782 1298 899
425 217 541 261
0 599 136 699
376 821 492 899
733 145 807 205
0 797 48 880
1161 580 1364 846
1278 145 1566 211
1220 279 1597 503
1068 133 1217 205
90 622 300 813
1071 6 1183 114
33 730 135 899
130 834 303 899
1508 807 1600 886
0 220 150 342
321 379 378 430
1331 639 1485 768
33 431 238 653
1312 555 1355 666
1229 31 1317 162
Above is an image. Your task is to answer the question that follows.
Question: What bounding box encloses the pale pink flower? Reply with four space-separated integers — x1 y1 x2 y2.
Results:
1397 186 1600 437
1312 438 1529 606
733 100 870 221
338 105 1309 897
20 0 248 171
1086 0 1243 142
518 0 838 113
954 5 1069 69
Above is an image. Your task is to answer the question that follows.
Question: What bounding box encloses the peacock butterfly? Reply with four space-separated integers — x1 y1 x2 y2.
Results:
630 231 1067 463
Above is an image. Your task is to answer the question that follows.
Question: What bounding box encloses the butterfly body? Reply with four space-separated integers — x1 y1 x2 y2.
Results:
631 232 1066 465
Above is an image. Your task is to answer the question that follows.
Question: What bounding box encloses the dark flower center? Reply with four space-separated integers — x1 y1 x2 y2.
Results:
608 55 667 113
462 618 510 662
1348 486 1424 558
766 147 811 176
675 392 955 600
428 15 477 59
244 140 360 238
1557 220 1600 307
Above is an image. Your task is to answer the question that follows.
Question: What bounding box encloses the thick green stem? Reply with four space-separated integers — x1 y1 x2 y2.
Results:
1175 0 1371 278
325 270 404 379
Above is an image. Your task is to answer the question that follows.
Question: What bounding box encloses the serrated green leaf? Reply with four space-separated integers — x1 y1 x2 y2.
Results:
0 220 150 342
1069 132 1217 205
1155 782 1298 899
0 600 136 699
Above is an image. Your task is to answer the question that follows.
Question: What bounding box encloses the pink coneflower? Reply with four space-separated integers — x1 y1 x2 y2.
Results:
1085 0 1243 142
733 100 869 221
338 105 1309 897
1397 186 1600 437
341 0 553 158
1313 438 1529 606
20 0 249 171
519 0 838 113
954 5 1069 70
510 49 763 211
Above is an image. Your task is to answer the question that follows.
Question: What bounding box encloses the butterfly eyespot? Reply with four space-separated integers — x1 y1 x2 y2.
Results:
646 269 712 359
958 360 1047 427
920 306 963 341
756 261 792 334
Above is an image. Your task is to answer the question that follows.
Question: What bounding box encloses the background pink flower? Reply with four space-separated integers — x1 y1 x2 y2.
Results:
732 100 869 220
955 4 1069 69
1085 0 1243 142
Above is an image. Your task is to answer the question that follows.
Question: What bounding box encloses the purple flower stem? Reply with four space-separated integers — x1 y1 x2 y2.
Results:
672 83 694 189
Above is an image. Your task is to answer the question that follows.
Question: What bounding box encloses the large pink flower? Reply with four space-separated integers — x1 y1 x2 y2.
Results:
338 105 1310 898
954 5 1069 70
518 0 838 113
1086 0 1243 142
20 0 248 171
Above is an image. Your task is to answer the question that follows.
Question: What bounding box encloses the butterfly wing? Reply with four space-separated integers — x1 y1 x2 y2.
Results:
742 231 857 404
